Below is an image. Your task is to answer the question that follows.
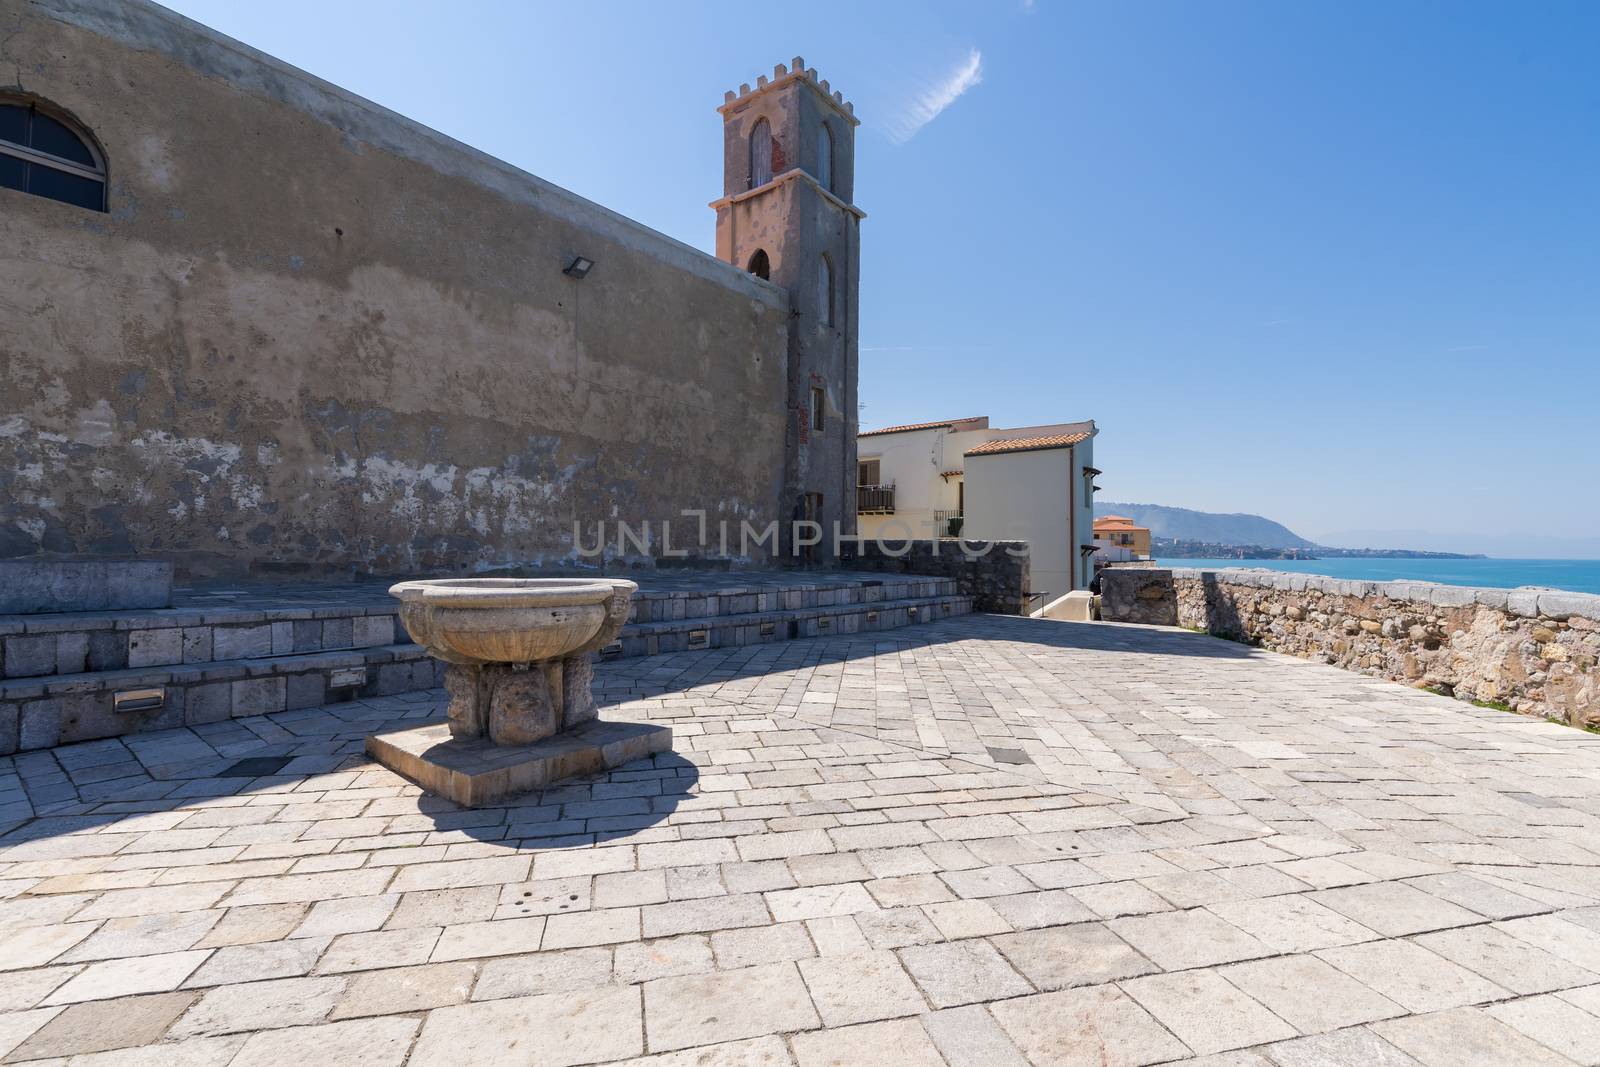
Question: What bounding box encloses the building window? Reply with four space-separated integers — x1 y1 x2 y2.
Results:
747 248 770 280
817 122 833 192
0 99 106 212
811 387 825 431
858 459 879 486
749 118 772 189
817 255 834 326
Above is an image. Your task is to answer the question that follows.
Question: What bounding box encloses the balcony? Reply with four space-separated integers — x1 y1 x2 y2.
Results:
857 484 895 514
933 509 963 537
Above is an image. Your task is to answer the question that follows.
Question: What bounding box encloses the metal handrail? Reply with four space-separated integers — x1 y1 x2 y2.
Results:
857 484 895 514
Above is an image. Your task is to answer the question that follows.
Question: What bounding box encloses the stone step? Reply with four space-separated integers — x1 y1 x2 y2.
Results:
0 573 962 682
0 643 441 752
627 576 960 623
0 573 972 754
616 593 973 657
0 602 402 682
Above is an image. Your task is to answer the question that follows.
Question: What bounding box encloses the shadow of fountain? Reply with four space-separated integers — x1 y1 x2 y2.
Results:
0 729 697 854
392 748 701 849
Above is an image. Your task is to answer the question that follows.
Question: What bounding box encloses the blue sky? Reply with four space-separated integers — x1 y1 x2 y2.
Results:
162 0 1599 555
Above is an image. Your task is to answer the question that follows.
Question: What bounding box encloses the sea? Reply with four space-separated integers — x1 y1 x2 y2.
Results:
1151 558 1600 596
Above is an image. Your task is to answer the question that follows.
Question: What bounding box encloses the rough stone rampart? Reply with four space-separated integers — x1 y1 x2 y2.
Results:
1100 567 1600 727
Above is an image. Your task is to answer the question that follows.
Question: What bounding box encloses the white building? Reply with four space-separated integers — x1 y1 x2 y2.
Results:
856 416 1099 602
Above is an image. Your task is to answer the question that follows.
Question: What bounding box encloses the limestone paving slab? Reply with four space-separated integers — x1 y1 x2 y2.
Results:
990 985 1191 1066
8 990 197 1059
3 614 1600 1064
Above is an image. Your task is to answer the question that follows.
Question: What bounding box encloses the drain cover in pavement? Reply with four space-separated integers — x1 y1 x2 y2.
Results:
219 756 293 777
985 747 1032 765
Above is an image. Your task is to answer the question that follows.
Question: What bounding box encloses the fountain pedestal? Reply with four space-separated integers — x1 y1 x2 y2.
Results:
365 578 671 807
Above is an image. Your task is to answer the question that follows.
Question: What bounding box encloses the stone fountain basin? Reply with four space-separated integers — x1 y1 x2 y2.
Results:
388 578 636 664
372 576 662 805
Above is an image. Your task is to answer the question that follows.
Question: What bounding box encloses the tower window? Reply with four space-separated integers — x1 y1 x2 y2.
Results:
747 248 770 280
817 255 834 327
749 118 772 189
817 122 833 193
811 387 826 431
0 100 106 212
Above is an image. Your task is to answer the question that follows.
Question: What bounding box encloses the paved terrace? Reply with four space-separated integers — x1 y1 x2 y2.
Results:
3 614 1600 1066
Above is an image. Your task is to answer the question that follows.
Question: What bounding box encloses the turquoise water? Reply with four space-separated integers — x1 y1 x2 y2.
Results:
1152 558 1600 595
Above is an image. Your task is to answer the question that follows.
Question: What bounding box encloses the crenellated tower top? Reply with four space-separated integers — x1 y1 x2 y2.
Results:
719 57 859 127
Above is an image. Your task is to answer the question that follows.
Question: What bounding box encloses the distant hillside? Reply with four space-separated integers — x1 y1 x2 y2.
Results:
1097 502 1482 558
1095 502 1316 550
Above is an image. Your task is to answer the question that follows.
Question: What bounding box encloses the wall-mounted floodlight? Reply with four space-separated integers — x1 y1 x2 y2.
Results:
563 256 595 279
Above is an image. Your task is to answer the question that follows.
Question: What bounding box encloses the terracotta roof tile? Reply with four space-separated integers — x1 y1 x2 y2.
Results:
964 431 1091 457
859 417 984 438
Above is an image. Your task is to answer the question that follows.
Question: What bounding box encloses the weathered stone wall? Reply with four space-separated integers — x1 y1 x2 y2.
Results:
1098 567 1178 626
847 539 1029 615
0 0 789 581
1100 567 1600 727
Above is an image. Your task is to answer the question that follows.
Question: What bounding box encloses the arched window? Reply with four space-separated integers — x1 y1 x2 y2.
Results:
749 118 772 189
816 122 833 193
817 255 834 327
746 249 770 280
0 99 106 212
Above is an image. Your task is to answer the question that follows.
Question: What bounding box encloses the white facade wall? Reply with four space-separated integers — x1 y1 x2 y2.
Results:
962 440 1095 601
856 419 1096 600
858 427 986 540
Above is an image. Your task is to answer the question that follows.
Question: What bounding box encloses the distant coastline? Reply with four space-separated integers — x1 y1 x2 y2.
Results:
1148 556 1600 595
1099 503 1494 560
1152 537 1484 561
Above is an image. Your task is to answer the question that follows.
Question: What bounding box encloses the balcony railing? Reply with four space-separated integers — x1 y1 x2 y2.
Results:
933 509 963 537
857 484 895 514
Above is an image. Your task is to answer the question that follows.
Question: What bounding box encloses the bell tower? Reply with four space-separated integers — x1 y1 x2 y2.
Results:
712 59 864 562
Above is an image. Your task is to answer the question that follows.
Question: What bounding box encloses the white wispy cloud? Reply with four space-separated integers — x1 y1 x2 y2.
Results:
887 48 983 144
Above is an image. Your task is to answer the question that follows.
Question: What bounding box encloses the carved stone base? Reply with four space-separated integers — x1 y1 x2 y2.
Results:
366 718 673 807
561 653 598 727
444 654 599 746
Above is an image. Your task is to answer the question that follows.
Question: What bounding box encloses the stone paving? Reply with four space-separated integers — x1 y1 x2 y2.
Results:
3 613 1600 1065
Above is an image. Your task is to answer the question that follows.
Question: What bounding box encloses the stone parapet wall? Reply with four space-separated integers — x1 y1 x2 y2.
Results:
1099 567 1600 727
845 540 1029 615
1098 568 1180 626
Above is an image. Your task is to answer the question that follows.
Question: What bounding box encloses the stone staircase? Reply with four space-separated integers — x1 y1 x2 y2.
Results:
616 574 967 657
0 571 971 753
